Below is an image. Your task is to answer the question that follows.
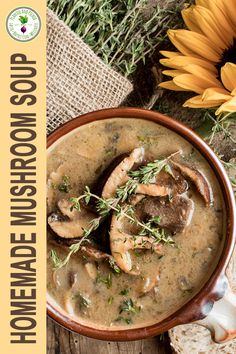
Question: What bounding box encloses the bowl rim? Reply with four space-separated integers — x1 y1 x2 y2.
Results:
47 107 236 341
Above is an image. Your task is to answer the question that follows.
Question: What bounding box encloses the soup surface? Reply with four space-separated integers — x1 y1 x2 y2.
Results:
47 118 225 329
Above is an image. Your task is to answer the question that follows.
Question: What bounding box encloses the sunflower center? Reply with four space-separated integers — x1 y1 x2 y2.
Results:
216 38 236 79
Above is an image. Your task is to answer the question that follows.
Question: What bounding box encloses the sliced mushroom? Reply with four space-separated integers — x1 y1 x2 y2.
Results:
137 273 160 296
62 293 75 315
84 262 97 280
137 195 194 234
154 169 188 195
129 194 145 206
48 199 97 238
102 147 145 199
102 148 189 200
68 271 78 288
81 244 111 260
110 211 162 275
47 164 67 212
171 160 212 206
135 184 170 196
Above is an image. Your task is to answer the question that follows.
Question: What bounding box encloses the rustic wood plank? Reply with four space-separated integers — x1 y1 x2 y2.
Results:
47 317 172 354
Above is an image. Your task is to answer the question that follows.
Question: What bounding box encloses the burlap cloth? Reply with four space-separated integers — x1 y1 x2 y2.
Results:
46 9 133 135
46 8 236 353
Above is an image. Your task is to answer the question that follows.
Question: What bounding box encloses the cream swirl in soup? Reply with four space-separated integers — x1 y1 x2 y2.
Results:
47 118 225 329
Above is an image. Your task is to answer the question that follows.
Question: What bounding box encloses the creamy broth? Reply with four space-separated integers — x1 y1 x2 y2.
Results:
47 118 225 329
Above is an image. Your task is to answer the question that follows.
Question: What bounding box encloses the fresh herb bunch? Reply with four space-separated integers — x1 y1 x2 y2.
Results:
47 0 179 76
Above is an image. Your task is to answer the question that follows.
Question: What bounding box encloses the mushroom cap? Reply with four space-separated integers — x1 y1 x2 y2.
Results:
48 199 97 239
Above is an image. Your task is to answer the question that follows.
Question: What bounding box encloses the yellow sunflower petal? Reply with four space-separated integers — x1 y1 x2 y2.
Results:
162 70 186 77
196 0 235 45
158 80 188 91
160 56 217 74
222 0 236 32
202 87 232 102
159 51 181 58
184 64 222 88
174 74 218 94
231 88 236 96
191 6 228 49
183 94 223 108
181 6 203 34
196 0 210 7
167 30 197 57
168 30 221 62
216 96 236 114
221 63 236 92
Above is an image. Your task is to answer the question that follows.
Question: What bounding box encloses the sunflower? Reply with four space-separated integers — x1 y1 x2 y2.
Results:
159 0 236 114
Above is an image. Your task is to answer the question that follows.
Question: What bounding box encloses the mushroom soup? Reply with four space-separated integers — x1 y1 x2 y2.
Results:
47 118 225 329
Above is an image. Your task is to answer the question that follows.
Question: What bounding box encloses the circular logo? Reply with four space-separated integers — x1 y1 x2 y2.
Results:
6 7 41 42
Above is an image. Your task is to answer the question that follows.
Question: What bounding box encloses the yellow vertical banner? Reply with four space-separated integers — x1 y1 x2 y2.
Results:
0 1 46 354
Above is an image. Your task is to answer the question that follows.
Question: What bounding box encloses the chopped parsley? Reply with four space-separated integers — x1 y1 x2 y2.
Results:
119 288 129 296
119 298 137 314
58 175 71 193
74 293 90 309
115 316 132 324
96 273 112 289
108 296 114 305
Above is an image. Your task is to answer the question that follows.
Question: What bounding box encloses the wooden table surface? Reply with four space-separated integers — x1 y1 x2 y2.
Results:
47 318 173 354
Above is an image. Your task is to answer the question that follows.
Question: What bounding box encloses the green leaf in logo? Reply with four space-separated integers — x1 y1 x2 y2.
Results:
19 15 28 24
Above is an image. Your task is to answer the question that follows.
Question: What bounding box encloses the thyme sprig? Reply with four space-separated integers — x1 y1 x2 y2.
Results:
205 111 236 145
51 186 174 269
116 151 180 202
128 150 180 184
72 189 172 243
51 210 101 270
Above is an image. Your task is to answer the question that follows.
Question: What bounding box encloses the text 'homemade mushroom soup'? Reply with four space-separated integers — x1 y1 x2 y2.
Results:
47 118 225 329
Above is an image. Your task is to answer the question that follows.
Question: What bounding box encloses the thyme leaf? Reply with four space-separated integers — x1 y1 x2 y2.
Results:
116 179 138 202
50 249 64 269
